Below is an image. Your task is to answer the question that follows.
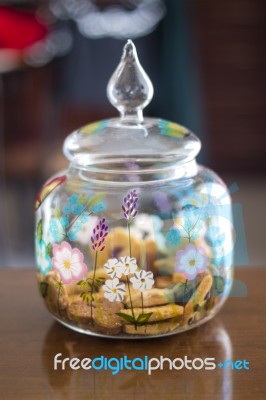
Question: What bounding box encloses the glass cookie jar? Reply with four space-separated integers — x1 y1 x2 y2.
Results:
35 40 234 338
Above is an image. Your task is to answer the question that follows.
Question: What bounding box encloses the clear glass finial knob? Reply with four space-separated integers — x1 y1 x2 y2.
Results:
107 40 154 123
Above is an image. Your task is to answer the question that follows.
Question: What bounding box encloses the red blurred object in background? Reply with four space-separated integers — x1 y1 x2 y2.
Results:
0 6 48 50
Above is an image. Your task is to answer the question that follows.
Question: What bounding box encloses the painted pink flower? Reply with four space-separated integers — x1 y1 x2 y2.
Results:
176 244 207 280
52 241 87 284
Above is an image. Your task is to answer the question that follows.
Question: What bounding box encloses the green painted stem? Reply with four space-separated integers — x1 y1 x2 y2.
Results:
127 221 136 328
126 276 136 329
90 250 98 323
57 287 61 316
67 209 92 234
128 221 132 257
184 279 188 303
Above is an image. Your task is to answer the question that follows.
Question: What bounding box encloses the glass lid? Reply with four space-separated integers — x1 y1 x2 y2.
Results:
63 40 201 171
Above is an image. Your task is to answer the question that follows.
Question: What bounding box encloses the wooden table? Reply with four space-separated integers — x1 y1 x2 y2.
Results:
0 268 265 399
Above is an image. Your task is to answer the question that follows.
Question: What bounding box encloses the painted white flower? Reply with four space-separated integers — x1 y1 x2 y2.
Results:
103 278 126 302
119 256 138 276
104 258 123 279
130 270 154 292
52 241 87 284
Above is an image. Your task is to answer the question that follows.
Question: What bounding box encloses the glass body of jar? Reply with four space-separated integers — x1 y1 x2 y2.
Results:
35 158 233 338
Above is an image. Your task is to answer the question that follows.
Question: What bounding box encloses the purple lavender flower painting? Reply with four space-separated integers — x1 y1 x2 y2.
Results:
91 218 109 252
122 190 138 258
122 190 138 222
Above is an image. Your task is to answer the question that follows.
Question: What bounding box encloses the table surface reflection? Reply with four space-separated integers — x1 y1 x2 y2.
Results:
0 267 265 399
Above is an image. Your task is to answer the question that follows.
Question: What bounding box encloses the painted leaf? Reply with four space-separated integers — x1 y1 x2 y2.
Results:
77 280 88 288
35 175 67 211
116 312 136 324
87 193 106 209
164 281 197 303
95 277 105 285
77 195 88 205
36 219 42 242
39 282 48 298
55 281 64 290
213 276 225 295
81 292 94 302
54 208 61 219
46 243 52 258
136 312 153 325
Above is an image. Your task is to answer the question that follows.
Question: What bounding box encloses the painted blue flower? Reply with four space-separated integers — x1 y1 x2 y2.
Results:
64 193 106 219
68 194 79 205
72 204 84 214
52 193 106 243
206 227 231 270
59 216 69 229
80 213 89 223
36 240 52 276
166 228 181 246
213 254 226 268
49 218 66 242
182 204 202 220
63 204 72 215
63 194 85 215
68 230 78 241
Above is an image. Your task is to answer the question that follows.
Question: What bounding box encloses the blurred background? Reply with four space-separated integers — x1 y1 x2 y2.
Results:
0 0 265 268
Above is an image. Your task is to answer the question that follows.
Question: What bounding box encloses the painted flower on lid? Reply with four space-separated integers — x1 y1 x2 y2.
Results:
175 244 207 280
52 241 87 284
159 120 187 138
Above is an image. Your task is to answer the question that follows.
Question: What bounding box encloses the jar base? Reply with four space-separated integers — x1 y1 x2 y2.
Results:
53 311 218 340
